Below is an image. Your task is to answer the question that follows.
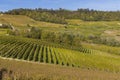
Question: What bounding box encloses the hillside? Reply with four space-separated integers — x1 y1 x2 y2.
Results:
0 14 120 80
6 8 120 23
0 57 120 80
0 36 120 80
0 14 64 29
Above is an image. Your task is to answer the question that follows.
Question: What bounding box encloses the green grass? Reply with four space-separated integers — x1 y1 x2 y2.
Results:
0 29 8 35
82 42 120 55
66 19 120 36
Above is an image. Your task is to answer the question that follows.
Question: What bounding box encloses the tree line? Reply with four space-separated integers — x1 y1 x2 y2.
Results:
4 8 120 24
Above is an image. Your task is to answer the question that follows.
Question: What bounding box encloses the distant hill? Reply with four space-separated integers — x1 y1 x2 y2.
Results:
5 8 120 24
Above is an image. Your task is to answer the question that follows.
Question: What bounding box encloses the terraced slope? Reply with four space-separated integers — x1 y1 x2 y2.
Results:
0 36 120 72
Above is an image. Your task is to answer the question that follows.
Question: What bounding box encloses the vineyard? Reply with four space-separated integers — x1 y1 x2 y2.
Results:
0 36 120 72
0 36 90 67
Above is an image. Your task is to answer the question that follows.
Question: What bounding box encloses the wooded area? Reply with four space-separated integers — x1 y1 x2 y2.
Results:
5 8 120 24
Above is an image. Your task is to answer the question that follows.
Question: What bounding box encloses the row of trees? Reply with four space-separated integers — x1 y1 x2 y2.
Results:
8 27 81 47
4 8 120 24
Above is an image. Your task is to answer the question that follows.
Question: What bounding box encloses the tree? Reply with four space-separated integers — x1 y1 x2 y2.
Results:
26 27 42 39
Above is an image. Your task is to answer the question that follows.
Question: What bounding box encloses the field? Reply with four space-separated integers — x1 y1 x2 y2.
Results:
0 58 120 80
0 14 120 80
1 14 120 37
0 14 64 29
